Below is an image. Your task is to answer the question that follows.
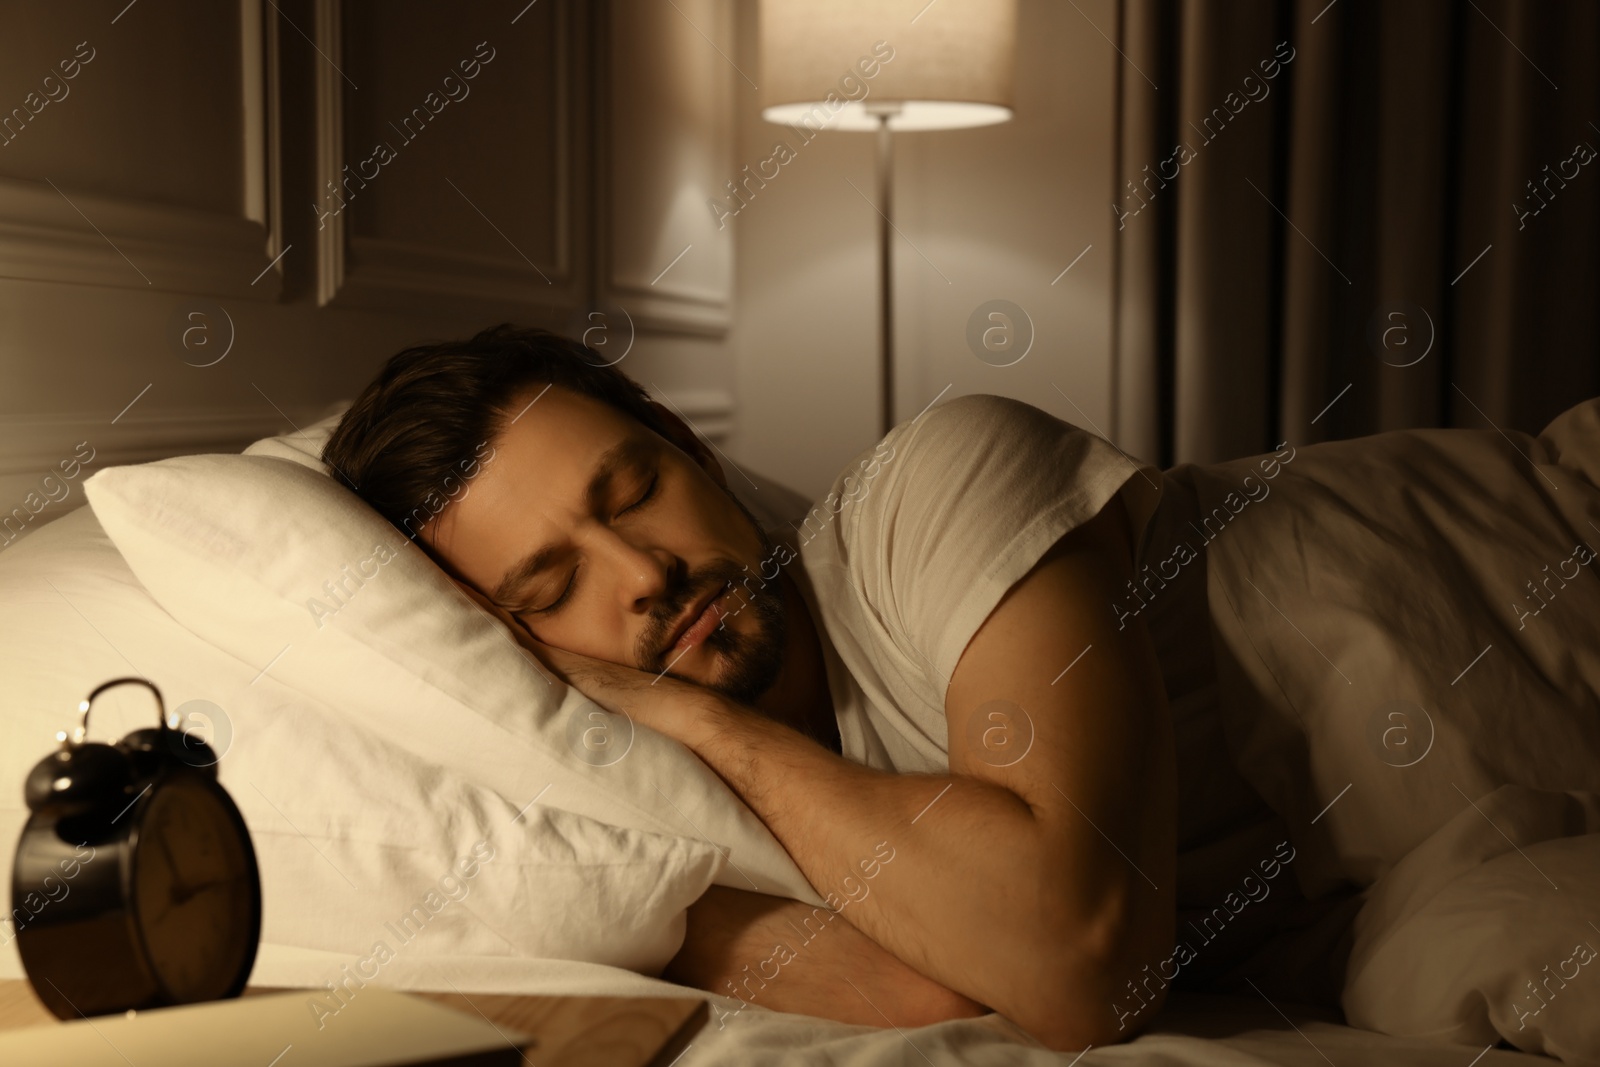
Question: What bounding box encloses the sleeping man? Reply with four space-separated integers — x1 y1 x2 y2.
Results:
322 323 1182 1050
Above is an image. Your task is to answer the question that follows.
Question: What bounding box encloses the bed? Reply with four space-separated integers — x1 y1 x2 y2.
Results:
2 397 1597 1064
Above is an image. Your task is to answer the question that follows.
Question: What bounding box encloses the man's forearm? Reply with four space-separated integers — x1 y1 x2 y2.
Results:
674 696 1130 1044
664 885 989 1030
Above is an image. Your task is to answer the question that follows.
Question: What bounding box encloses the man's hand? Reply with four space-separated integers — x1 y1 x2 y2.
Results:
452 578 711 744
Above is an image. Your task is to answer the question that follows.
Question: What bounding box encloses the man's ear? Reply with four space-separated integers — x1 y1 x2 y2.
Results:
645 399 728 489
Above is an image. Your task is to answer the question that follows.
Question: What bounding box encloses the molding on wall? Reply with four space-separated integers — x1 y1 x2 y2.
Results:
0 387 733 482
244 0 287 284
647 386 734 440
336 235 575 318
313 0 584 318
0 388 737 542
0 405 316 536
312 0 346 308
548 0 576 289
605 282 732 337
0 407 337 479
596 0 733 338
0 180 278 299
0 0 280 301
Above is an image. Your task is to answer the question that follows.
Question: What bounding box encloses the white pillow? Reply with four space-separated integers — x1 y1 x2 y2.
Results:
0 495 742 979
1342 784 1600 1061
91 413 816 886
51 412 826 974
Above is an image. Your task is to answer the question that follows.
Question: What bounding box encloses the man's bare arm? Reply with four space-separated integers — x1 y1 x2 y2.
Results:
941 491 1178 1045
663 885 988 1029
464 493 1177 1050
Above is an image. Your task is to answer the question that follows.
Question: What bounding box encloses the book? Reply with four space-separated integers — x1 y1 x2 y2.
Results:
0 986 529 1066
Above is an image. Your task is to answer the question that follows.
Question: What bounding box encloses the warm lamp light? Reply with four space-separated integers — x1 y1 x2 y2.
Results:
759 0 1018 433
759 0 1016 131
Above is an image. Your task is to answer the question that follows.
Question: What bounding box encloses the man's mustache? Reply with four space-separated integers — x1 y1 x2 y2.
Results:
644 569 737 667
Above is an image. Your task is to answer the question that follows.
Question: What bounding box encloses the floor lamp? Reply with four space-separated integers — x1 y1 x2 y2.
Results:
758 0 1017 436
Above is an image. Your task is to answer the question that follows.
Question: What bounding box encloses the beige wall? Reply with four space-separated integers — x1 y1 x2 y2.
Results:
727 0 1121 500
0 0 1120 540
0 0 741 546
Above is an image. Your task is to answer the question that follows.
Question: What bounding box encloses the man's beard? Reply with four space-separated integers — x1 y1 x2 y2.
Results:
655 493 789 707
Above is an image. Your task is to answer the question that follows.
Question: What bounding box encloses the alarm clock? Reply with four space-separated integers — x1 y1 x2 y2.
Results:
10 677 262 1019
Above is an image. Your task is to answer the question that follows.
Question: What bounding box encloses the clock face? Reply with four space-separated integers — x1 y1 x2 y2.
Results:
130 772 260 1003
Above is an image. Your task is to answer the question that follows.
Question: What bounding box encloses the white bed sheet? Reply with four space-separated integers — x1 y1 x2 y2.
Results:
3 936 1551 1065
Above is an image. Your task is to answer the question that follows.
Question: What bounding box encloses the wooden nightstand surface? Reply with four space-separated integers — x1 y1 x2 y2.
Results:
0 978 707 1067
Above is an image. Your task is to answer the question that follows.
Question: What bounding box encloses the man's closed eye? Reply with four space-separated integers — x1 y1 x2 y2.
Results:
526 472 659 616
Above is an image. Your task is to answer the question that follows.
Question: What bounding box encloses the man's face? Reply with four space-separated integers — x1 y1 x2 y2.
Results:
422 383 789 705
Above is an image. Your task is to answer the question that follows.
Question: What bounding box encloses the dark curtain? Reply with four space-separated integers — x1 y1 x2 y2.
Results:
1112 0 1600 468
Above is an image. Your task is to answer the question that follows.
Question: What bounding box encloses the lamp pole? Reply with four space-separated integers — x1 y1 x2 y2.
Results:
867 102 900 438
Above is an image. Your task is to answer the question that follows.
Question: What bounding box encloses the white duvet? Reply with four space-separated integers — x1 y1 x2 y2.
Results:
1170 395 1600 1062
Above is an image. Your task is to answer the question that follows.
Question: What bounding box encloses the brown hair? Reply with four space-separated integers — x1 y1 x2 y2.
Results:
322 323 670 552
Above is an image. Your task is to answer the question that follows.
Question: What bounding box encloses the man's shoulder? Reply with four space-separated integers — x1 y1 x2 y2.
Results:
873 394 1075 483
897 393 1054 440
798 394 1072 546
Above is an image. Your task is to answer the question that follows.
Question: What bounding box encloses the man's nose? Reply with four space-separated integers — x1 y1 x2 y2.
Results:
605 535 675 606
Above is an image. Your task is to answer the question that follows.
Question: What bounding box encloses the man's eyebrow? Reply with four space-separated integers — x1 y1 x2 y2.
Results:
490 437 655 606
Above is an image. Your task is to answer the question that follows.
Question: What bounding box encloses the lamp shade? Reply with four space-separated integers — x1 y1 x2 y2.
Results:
759 0 1016 132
